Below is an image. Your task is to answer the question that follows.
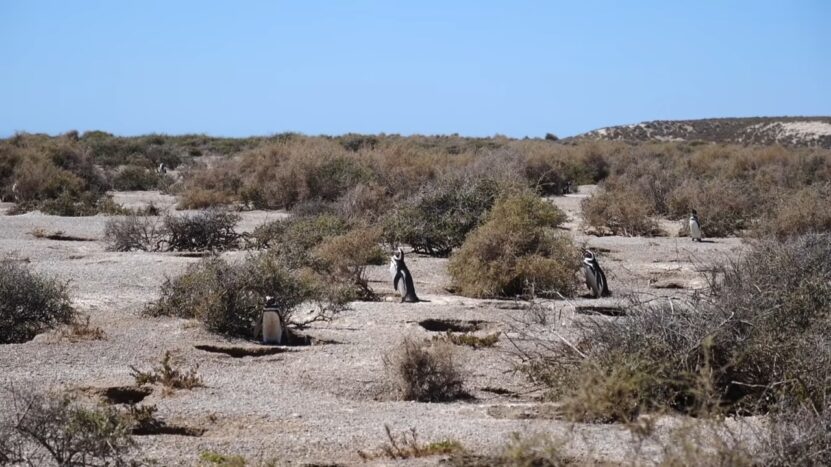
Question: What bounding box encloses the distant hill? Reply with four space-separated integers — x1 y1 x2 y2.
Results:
569 117 831 148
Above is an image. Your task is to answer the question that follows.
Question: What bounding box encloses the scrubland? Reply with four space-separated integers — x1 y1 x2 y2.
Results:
0 130 829 465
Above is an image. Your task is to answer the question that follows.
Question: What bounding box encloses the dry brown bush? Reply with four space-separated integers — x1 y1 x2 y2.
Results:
668 178 756 237
521 234 831 423
581 188 661 236
384 337 466 402
449 192 578 298
313 225 386 300
756 184 831 239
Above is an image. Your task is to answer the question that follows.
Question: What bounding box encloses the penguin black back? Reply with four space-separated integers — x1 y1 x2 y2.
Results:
390 248 419 302
582 250 610 298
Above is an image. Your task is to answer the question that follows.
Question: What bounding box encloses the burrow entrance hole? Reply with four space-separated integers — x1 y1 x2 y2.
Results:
94 386 152 405
194 344 290 358
419 319 487 333
575 305 627 317
194 331 329 357
132 424 205 437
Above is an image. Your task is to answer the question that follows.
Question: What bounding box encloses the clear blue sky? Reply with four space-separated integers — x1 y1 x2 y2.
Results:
1 0 829 138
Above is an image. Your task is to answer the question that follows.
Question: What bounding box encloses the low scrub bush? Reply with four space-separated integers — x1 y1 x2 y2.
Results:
313 226 386 300
668 179 756 237
111 165 170 191
382 177 506 256
164 209 240 252
104 214 165 252
251 214 349 264
449 192 578 298
146 254 331 338
522 234 831 422
755 184 831 239
581 187 661 236
0 389 135 466
0 261 75 344
384 337 466 402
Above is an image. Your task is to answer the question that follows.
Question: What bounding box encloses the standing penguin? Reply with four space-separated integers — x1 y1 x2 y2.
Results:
582 250 610 298
261 295 285 344
689 209 702 242
390 247 419 302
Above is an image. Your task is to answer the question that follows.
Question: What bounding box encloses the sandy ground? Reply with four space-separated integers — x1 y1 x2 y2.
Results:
0 188 747 466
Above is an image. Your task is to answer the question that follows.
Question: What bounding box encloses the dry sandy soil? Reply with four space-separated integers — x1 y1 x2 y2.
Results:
0 186 748 466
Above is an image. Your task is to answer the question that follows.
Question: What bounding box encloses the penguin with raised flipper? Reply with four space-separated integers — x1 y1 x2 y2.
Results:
390 247 419 302
582 250 610 298
689 209 702 242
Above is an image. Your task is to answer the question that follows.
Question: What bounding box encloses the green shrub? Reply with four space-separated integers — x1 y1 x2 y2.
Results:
0 390 135 466
449 192 578 298
146 254 321 338
251 213 349 266
382 177 505 256
0 261 75 344
112 165 169 191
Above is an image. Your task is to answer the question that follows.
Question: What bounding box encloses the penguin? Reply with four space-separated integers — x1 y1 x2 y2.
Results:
390 247 419 302
582 250 610 298
261 295 285 344
689 209 702 242
157 162 167 175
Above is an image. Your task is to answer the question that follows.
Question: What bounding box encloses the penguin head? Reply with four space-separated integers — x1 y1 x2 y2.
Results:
392 247 404 262
691 209 698 217
583 250 595 261
264 295 276 307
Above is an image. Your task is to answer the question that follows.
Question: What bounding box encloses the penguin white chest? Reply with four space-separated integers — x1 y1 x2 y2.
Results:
262 311 283 345
689 217 702 240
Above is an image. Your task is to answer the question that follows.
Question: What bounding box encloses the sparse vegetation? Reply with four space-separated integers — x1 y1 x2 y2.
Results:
449 192 579 298
521 234 831 423
0 260 75 344
433 331 500 349
104 214 165 251
447 432 572 466
0 389 135 466
358 425 464 460
104 209 240 252
384 337 466 402
57 315 106 342
130 351 203 391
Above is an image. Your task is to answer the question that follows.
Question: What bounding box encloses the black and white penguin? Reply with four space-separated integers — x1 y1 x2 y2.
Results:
582 250 610 298
689 209 702 242
261 295 285 344
390 247 419 302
